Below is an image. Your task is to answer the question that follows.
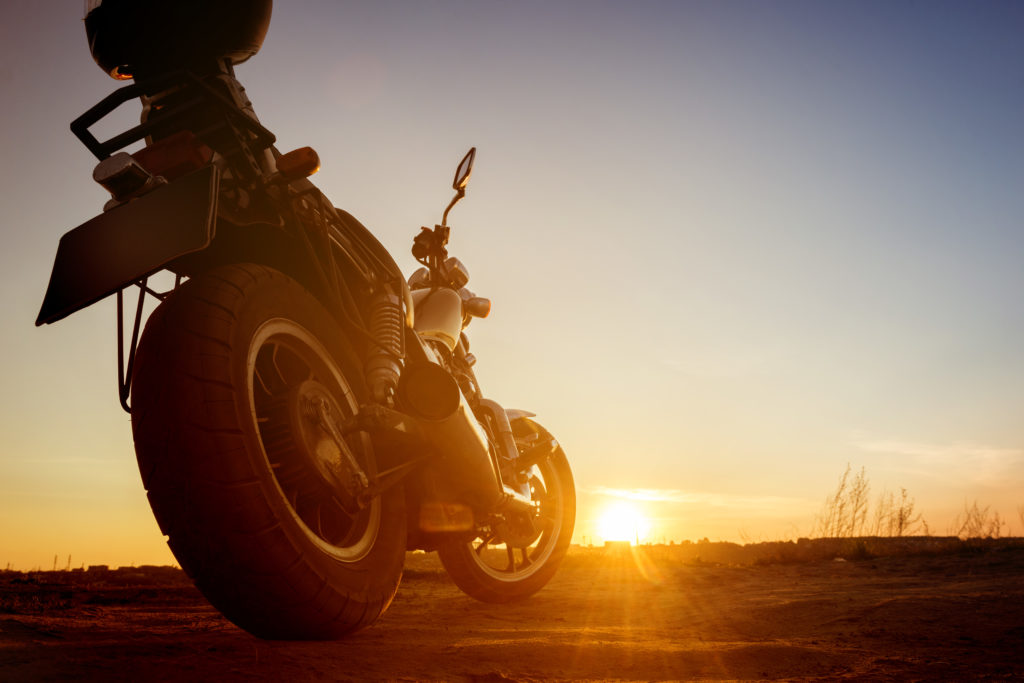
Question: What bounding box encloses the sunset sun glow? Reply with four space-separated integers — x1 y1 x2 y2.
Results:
597 503 650 545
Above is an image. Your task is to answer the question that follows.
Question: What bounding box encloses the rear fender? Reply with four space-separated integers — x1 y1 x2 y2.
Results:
173 217 374 341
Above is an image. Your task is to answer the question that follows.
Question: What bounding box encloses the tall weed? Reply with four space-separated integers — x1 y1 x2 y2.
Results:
950 500 1005 540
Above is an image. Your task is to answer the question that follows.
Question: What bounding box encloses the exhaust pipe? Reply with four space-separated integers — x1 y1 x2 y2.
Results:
396 362 534 515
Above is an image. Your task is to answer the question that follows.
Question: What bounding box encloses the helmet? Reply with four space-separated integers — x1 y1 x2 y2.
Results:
84 0 273 80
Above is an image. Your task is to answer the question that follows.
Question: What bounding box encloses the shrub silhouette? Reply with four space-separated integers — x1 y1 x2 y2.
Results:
815 465 925 539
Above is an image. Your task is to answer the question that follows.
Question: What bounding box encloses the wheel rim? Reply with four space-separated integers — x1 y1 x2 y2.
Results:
247 318 381 562
466 458 565 581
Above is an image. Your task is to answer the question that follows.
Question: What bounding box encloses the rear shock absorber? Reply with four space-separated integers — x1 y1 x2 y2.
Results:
364 289 404 404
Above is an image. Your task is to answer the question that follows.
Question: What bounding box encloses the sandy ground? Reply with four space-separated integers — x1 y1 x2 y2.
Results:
1 543 1023 681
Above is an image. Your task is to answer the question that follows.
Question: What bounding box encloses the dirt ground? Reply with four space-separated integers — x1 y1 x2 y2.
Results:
2 542 1023 681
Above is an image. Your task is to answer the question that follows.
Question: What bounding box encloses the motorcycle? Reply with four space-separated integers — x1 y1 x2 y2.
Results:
36 1 575 639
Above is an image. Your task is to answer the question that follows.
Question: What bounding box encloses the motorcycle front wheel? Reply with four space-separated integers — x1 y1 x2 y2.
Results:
131 263 405 639
438 422 575 603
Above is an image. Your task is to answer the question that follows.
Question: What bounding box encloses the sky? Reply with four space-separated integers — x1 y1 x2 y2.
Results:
1 1 1023 568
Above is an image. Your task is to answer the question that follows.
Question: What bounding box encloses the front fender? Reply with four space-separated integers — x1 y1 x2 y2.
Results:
508 413 562 471
505 408 537 423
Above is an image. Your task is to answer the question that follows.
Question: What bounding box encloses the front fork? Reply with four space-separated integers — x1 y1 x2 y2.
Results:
475 398 530 495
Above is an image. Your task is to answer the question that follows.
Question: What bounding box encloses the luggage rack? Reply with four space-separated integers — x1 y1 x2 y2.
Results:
70 69 276 181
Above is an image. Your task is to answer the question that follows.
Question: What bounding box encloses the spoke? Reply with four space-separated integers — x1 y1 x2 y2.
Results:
254 366 272 397
505 545 516 572
270 343 288 387
474 531 496 555
539 510 559 525
520 547 532 568
329 497 357 539
330 496 350 518
273 462 303 487
271 341 318 388
248 322 375 555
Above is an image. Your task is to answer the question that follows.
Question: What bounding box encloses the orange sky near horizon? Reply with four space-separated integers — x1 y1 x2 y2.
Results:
2 2 1024 569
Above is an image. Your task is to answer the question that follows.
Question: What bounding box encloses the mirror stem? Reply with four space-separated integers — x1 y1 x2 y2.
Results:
441 188 465 228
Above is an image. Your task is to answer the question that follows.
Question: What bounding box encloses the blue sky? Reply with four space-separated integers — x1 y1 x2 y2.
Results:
1 1 1022 566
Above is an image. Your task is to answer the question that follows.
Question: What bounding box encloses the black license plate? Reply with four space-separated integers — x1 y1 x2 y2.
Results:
36 165 218 326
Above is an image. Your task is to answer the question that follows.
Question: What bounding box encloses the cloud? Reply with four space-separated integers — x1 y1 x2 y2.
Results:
856 439 1024 486
589 486 813 512
858 440 1021 462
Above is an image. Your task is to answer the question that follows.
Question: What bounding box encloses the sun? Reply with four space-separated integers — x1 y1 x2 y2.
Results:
597 502 650 545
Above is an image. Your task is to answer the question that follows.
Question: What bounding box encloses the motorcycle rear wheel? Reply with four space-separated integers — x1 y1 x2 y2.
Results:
438 422 575 603
131 263 405 639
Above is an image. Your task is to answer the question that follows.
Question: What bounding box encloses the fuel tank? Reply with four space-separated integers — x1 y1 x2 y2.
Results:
411 288 463 351
84 0 273 79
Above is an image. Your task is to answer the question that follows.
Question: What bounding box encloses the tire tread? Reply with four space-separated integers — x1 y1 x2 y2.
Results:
131 263 403 639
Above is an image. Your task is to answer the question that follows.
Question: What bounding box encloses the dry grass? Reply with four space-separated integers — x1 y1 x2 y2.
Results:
812 464 1024 541
811 464 925 538
950 500 1007 539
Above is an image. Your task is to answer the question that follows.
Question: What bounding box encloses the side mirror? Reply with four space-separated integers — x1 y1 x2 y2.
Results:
453 147 476 191
441 147 476 227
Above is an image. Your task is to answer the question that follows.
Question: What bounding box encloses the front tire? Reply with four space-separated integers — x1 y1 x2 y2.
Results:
438 421 575 603
131 264 405 639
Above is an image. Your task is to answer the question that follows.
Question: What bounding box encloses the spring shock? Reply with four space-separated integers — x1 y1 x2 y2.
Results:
364 289 403 404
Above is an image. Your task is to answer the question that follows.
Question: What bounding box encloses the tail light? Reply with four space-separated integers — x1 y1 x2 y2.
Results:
93 152 159 200
131 130 213 180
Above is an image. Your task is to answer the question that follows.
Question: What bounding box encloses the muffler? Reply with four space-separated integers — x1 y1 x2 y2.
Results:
396 362 533 515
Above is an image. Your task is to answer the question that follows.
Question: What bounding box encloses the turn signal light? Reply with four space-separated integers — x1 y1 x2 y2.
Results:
110 65 133 80
465 297 491 318
277 146 320 180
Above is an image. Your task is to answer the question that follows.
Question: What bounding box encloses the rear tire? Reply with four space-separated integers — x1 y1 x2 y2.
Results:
131 263 405 639
438 422 575 603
